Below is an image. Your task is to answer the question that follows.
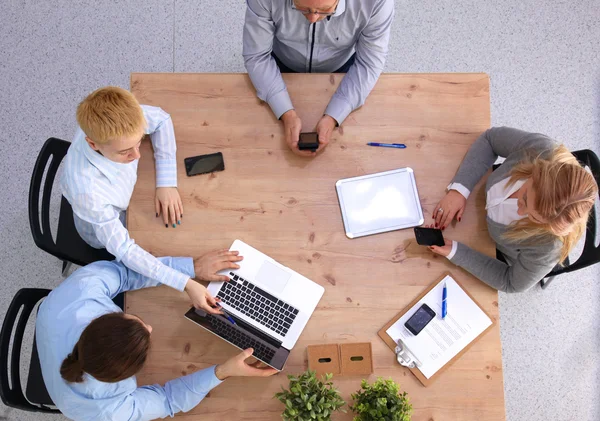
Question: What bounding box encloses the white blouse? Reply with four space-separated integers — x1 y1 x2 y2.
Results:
446 178 526 259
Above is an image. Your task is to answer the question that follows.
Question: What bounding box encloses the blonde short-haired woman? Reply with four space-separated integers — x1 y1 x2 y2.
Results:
427 127 598 293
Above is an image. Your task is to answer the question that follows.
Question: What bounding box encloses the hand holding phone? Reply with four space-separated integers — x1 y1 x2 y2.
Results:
414 227 445 247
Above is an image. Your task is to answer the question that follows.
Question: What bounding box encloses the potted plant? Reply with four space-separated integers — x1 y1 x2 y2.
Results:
275 370 346 421
350 378 412 421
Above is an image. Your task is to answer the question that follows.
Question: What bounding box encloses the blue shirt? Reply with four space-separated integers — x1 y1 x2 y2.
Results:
60 105 190 291
36 258 223 421
243 0 394 123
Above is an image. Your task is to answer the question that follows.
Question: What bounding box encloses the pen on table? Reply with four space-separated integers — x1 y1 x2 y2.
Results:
367 142 407 149
442 282 448 320
218 304 237 325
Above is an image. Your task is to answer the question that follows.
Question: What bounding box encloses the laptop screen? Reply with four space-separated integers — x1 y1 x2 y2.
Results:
184 308 290 371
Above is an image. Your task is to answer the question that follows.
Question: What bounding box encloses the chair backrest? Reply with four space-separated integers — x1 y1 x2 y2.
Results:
0 288 59 413
28 137 72 262
548 149 600 276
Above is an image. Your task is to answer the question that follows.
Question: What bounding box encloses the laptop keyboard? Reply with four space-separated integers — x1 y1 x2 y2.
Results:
216 272 299 337
207 314 276 363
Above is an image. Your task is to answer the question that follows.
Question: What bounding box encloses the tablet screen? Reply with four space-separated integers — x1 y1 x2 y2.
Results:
336 168 424 238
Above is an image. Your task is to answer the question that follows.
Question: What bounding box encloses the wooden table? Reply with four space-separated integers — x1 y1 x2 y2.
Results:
128 73 505 421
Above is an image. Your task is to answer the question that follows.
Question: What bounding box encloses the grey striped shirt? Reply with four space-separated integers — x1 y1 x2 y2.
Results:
243 0 394 124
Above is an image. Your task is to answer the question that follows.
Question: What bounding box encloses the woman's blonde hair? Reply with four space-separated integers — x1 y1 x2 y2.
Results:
504 145 598 263
76 86 146 144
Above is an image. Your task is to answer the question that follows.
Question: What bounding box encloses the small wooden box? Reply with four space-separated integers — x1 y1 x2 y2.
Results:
307 342 374 376
339 342 374 376
307 344 341 376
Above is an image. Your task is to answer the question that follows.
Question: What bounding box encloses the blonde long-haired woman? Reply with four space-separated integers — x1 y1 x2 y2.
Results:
426 127 598 293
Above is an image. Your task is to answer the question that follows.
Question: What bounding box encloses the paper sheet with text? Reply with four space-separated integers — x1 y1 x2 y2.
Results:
386 275 492 379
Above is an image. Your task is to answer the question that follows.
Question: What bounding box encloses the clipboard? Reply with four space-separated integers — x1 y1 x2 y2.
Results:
377 272 495 387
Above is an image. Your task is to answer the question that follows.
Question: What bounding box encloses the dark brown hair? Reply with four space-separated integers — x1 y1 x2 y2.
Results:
60 312 151 383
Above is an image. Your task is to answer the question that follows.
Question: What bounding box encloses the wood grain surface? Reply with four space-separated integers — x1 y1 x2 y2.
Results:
128 73 505 421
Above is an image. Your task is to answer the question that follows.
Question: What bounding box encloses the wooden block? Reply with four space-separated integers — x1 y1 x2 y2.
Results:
339 342 373 376
307 344 341 376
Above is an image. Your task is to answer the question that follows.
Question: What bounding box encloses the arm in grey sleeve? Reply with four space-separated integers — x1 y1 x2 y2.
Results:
449 242 558 293
325 0 394 124
243 0 294 118
451 126 557 191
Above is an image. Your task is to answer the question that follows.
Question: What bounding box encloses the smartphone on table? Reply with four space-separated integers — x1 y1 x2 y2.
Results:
184 152 225 177
413 227 445 247
298 132 319 152
404 303 436 335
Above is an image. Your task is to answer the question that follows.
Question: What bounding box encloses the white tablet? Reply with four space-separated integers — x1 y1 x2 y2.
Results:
335 168 424 239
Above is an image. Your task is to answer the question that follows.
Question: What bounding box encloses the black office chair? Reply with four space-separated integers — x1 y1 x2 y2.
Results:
29 137 123 308
494 149 600 289
0 288 59 413
539 149 600 288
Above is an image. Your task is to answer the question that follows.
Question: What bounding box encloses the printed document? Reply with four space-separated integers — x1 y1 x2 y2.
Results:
386 274 492 378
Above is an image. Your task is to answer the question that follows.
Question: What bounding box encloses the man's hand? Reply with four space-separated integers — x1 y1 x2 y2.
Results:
156 187 183 228
315 114 337 152
214 348 278 380
281 110 312 157
184 280 222 315
194 249 243 282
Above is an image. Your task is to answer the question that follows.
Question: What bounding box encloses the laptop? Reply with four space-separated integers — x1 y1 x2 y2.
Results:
185 239 325 370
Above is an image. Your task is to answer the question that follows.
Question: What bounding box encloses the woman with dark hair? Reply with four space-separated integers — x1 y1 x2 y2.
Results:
36 253 277 421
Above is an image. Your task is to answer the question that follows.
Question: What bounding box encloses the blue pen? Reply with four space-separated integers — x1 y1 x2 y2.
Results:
218 304 237 325
367 142 407 149
442 282 448 319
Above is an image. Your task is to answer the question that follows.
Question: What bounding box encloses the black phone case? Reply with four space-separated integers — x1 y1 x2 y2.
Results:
298 133 319 151
184 152 225 177
413 227 445 247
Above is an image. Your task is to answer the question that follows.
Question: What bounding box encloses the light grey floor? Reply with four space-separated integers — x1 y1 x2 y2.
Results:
0 1 598 420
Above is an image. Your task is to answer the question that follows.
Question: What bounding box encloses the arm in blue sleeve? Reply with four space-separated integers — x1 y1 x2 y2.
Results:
116 256 195 295
325 0 394 124
110 366 223 421
74 257 195 299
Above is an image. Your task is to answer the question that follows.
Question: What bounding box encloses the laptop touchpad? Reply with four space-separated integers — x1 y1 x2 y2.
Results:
256 261 291 294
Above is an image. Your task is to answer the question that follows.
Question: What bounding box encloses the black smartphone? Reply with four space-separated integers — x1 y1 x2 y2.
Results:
413 227 445 247
404 303 436 335
184 152 225 177
298 132 319 151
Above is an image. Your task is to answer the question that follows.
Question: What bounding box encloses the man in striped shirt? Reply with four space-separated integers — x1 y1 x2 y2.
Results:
61 86 236 313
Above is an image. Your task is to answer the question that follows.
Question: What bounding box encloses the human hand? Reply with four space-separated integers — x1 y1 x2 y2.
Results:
433 190 467 229
281 110 311 157
421 223 452 257
184 280 222 315
428 241 452 257
214 348 279 380
194 249 243 282
315 115 336 152
155 187 183 228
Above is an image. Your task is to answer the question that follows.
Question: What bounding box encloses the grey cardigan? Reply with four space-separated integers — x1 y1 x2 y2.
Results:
448 127 562 293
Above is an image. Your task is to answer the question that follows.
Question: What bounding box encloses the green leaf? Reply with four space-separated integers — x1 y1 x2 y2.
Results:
350 377 412 420
274 370 346 419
